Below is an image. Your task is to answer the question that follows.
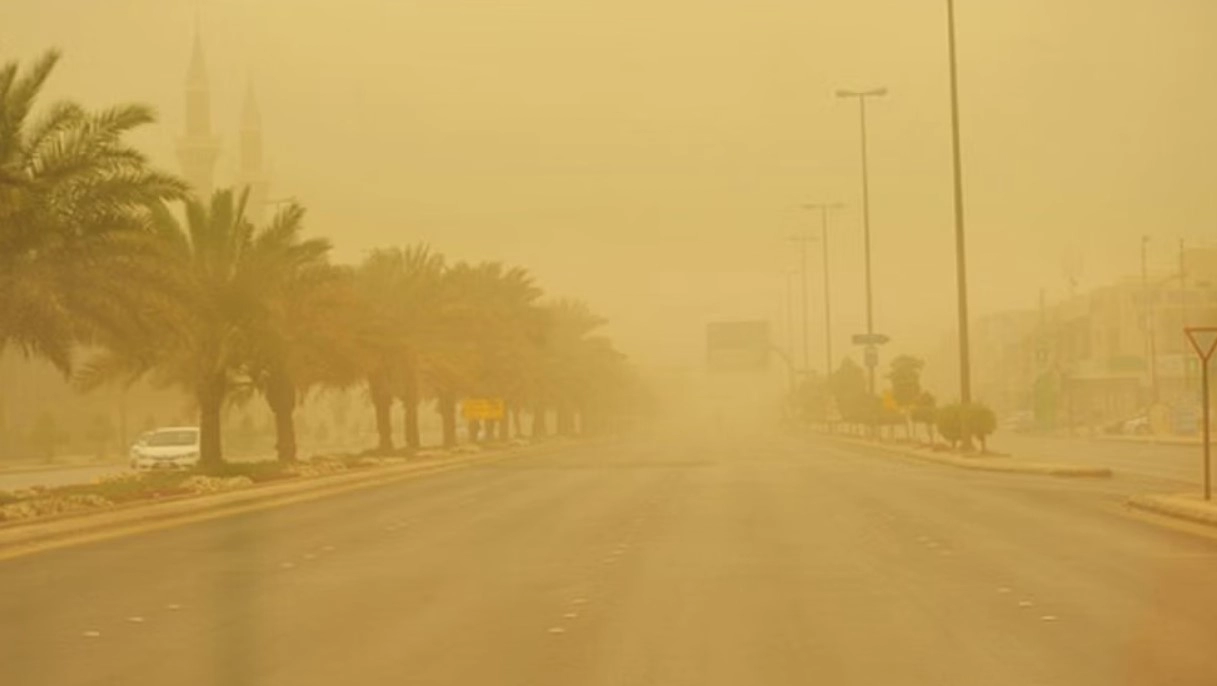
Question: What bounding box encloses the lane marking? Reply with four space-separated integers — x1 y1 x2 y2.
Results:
322 545 336 552
547 627 566 634
126 616 145 624
570 598 588 605
166 604 182 611
1018 600 1033 608
997 587 1012 594
1041 615 1059 622
563 612 579 619
280 562 296 570
303 553 317 560
82 630 101 638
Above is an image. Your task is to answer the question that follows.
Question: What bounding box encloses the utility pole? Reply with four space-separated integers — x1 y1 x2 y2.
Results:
836 88 886 395
802 203 844 377
945 0 974 449
1142 236 1159 405
788 234 817 376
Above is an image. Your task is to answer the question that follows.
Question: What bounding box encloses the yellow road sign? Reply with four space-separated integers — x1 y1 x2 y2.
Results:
462 398 505 421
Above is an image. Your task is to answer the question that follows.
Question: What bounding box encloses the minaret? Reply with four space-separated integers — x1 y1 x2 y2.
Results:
176 27 220 200
236 81 270 224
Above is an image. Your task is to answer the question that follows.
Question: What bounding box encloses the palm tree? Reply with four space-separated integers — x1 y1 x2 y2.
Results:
532 300 608 436
252 262 367 462
0 50 187 372
80 189 329 469
434 261 544 443
355 245 447 453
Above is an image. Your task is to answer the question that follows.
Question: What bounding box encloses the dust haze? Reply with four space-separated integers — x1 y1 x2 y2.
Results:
5 0 1213 389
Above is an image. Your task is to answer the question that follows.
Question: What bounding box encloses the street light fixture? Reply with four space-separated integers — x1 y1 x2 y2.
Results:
836 87 886 395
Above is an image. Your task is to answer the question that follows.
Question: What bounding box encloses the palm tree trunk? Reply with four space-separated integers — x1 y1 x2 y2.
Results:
369 372 394 453
400 357 421 450
267 367 298 463
197 375 225 471
556 406 575 436
531 406 548 438
438 390 457 448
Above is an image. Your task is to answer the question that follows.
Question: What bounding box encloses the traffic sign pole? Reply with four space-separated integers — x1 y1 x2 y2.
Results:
1184 327 1217 500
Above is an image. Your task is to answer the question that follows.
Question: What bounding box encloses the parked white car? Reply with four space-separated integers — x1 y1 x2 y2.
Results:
129 427 202 470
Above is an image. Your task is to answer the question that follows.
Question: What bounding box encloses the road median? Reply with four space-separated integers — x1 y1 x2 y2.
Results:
0 440 561 560
822 435 1113 478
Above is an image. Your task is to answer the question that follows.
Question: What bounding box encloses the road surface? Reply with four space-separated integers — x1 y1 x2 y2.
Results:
3 432 1216 685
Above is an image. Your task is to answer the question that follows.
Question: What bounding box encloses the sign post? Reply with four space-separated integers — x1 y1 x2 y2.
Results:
1184 327 1217 500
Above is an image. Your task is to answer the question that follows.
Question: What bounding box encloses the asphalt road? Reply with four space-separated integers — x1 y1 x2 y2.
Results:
3 431 1217 685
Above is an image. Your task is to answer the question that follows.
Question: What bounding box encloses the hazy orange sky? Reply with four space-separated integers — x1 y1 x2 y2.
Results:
6 0 1216 384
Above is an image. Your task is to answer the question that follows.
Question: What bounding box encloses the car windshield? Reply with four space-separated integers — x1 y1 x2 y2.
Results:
144 430 198 447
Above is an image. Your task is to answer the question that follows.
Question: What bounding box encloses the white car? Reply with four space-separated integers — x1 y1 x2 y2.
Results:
130 427 202 470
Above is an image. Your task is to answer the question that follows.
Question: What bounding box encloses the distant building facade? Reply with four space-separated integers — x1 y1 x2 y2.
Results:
176 26 270 222
935 245 1217 430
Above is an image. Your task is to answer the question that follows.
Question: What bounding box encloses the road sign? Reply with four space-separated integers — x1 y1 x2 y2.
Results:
462 398 505 421
851 333 890 346
864 345 879 369
1186 327 1217 362
706 321 771 373
1184 327 1217 501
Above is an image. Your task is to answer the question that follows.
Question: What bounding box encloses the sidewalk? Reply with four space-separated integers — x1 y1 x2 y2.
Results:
824 435 1112 478
1127 493 1217 527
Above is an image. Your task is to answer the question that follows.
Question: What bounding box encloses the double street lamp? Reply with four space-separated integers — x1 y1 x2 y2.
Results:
836 87 886 395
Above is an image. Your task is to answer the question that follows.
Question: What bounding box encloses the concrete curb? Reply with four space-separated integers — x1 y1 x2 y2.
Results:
1127 493 1217 527
823 436 1113 478
0 441 559 558
1094 435 1201 447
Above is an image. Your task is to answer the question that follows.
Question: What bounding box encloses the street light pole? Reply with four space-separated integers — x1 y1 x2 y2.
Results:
946 0 973 422
1142 236 1160 404
788 234 817 375
802 203 844 377
836 88 886 396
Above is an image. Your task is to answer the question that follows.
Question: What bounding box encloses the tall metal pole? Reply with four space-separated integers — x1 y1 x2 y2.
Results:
787 236 815 375
820 205 834 377
859 98 876 396
801 203 843 377
1203 359 1211 500
1142 236 1159 404
946 0 973 418
836 89 886 396
800 235 811 374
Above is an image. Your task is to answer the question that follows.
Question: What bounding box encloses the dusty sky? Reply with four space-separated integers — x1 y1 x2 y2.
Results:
6 0 1216 381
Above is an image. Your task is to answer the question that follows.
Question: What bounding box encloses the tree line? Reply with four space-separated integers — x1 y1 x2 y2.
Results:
1 50 650 470
790 355 997 451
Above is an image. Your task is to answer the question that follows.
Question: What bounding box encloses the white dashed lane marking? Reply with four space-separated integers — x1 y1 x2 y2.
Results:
126 616 145 624
166 604 183 611
547 627 567 635
82 631 101 638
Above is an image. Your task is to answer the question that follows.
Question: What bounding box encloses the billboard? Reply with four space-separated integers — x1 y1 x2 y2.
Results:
706 320 771 373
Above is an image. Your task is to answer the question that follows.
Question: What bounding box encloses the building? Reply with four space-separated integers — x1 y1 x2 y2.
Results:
176 26 270 221
946 244 1217 431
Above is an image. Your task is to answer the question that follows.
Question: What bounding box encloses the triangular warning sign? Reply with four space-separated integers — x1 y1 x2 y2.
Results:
1185 328 1217 361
